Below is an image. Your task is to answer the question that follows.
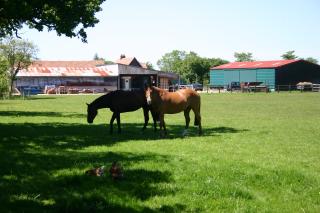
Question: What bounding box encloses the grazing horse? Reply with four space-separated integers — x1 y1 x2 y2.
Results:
145 86 202 136
87 90 157 134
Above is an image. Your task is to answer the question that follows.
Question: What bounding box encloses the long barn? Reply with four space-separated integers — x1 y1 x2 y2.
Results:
16 56 178 94
210 60 320 90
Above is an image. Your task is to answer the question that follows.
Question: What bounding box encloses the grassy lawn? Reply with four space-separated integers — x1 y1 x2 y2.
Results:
0 92 319 212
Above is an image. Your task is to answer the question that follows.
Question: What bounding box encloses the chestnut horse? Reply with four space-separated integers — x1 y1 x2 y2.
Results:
87 90 157 134
145 86 202 136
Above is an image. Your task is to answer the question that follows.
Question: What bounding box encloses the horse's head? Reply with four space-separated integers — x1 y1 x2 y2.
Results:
145 86 153 105
87 103 97 123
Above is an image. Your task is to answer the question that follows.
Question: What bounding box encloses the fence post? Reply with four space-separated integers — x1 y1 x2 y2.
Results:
277 85 280 93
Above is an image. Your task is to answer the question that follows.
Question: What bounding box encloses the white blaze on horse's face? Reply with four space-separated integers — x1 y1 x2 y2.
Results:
146 88 152 105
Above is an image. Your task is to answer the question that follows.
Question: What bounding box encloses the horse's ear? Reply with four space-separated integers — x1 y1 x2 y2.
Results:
86 103 89 106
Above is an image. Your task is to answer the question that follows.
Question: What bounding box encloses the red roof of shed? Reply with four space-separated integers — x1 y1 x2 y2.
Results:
212 60 299 70
17 60 117 77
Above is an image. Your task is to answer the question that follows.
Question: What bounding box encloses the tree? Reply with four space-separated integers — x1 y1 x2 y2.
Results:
234 52 254 62
157 50 229 84
157 50 186 72
304 57 318 64
93 53 115 65
203 57 229 84
179 52 202 83
0 0 106 42
0 56 9 97
93 53 105 61
104 60 115 65
0 37 38 96
281 51 298 60
146 62 154 70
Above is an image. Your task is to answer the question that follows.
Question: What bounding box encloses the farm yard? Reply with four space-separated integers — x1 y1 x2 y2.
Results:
0 93 320 212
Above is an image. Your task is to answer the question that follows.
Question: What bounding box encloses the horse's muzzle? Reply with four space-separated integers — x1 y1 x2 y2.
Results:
146 97 152 105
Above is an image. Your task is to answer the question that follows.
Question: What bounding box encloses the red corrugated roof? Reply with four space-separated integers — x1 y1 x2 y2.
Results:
31 60 105 67
17 60 117 77
212 60 299 69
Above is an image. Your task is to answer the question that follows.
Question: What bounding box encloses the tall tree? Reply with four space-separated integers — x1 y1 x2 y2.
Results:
93 53 101 60
157 50 229 84
281 51 298 60
234 52 254 62
0 56 9 97
157 50 186 72
179 52 203 83
0 37 38 96
0 0 106 42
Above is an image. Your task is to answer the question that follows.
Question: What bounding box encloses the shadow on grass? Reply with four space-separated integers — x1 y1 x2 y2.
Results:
0 110 85 118
0 122 248 149
0 122 246 212
0 142 183 212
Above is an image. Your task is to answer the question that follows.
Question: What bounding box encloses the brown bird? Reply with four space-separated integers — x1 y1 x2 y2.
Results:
109 161 123 180
85 166 104 176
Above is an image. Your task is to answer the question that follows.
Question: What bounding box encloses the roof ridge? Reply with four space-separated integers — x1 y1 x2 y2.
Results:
212 59 301 69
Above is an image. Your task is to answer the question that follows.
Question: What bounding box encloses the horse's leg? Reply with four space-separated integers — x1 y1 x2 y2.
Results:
192 106 202 135
163 119 167 135
184 107 191 129
183 107 191 136
142 107 149 131
109 112 117 134
150 109 157 132
159 112 165 137
116 112 121 133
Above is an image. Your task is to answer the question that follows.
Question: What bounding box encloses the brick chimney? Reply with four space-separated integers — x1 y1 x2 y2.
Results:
120 54 126 59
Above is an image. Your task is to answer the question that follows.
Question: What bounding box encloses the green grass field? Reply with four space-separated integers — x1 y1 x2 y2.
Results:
0 93 320 212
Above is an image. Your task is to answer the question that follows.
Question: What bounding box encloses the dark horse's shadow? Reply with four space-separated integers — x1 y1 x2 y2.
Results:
0 122 248 149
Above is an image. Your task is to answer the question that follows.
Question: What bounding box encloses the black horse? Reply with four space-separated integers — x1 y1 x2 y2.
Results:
87 90 158 134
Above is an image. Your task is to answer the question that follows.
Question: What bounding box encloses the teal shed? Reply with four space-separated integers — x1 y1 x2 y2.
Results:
210 60 320 89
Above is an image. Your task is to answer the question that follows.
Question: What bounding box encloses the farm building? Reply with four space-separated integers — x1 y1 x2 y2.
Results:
210 60 320 90
16 56 178 94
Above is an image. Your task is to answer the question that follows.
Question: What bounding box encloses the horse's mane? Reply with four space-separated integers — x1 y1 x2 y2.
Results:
90 90 145 109
90 92 113 109
151 86 168 95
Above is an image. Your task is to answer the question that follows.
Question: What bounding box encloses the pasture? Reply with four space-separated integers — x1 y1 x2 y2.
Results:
0 93 319 212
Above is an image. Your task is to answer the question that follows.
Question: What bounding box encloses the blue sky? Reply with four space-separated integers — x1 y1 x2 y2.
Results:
22 0 320 66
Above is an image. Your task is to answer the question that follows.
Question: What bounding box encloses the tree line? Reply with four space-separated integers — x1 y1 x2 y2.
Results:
1 36 319 97
1 1 319 97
